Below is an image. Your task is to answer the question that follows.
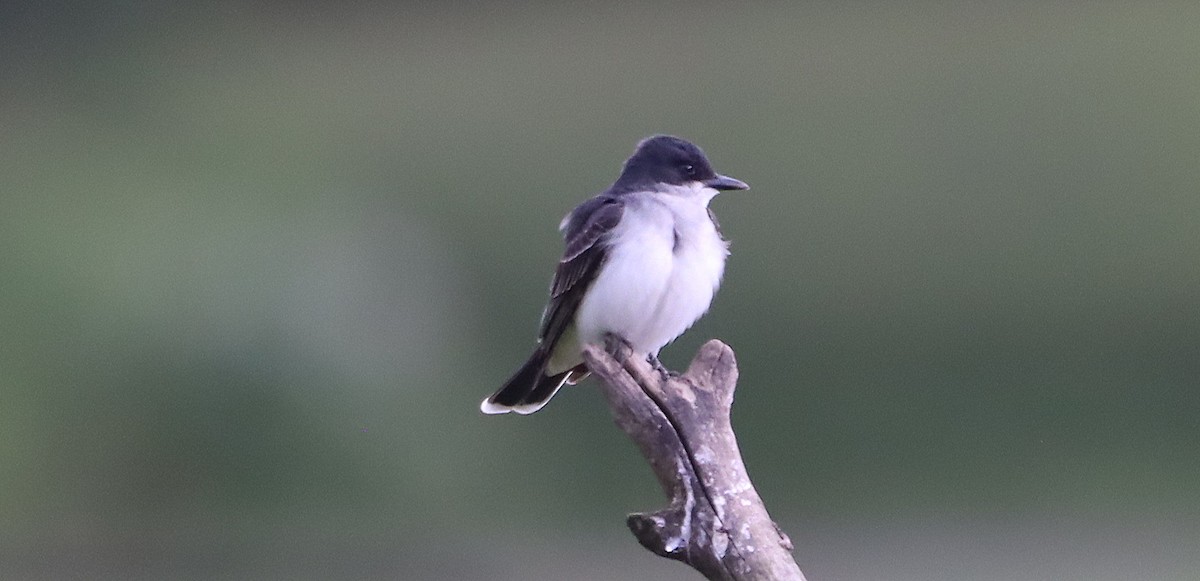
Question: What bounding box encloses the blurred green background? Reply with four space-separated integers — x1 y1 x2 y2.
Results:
3 1 1198 580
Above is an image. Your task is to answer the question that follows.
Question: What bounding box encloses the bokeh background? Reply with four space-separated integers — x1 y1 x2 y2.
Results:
3 1 1198 580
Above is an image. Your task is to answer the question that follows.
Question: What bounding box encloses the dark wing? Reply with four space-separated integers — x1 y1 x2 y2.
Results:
537 196 624 344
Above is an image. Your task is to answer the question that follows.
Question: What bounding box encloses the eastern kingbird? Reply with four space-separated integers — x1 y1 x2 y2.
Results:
481 135 749 415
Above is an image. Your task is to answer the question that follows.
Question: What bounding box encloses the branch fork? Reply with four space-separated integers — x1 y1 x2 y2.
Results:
581 337 806 581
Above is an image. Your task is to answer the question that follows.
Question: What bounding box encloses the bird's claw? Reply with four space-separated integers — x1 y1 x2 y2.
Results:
647 354 676 381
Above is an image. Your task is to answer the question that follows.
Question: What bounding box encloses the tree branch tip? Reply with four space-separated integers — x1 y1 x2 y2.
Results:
580 342 606 361
579 344 616 375
684 339 738 389
627 512 686 561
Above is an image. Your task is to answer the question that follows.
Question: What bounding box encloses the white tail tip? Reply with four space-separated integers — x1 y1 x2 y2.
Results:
479 397 551 415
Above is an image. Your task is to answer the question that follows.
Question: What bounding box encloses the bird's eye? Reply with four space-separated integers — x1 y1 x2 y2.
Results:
682 164 696 177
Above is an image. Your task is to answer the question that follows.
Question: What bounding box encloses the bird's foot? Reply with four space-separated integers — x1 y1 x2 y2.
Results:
603 334 634 360
647 354 677 381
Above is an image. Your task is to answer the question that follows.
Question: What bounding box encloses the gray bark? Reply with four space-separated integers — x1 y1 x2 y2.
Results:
581 337 807 581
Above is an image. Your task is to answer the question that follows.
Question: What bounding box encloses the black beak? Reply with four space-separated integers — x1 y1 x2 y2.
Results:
703 174 750 191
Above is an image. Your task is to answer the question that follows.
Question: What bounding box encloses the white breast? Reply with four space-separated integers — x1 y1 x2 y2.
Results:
573 185 728 356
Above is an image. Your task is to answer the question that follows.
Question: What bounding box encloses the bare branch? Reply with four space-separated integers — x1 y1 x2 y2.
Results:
581 337 806 581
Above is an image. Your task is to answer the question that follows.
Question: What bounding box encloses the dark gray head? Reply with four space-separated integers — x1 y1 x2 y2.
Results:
610 135 749 194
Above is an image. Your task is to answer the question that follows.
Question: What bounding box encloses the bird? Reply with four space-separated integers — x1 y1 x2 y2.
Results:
480 135 749 415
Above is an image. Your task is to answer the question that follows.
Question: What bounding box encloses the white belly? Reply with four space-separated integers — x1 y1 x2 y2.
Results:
574 192 728 355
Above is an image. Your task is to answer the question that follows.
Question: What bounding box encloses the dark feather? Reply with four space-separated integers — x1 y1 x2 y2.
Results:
483 196 623 413
538 196 623 344
486 347 572 410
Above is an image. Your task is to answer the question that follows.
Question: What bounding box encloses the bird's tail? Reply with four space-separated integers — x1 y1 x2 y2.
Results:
480 348 576 415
